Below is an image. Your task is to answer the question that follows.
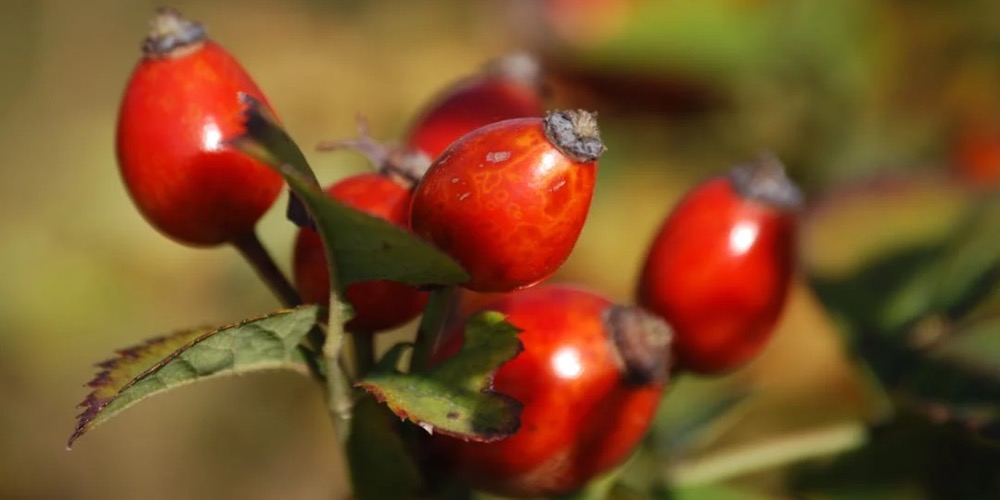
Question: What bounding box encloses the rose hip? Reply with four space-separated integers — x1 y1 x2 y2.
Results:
116 8 283 246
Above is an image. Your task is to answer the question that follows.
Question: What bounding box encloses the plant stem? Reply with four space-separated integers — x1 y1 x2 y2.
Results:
324 299 354 443
352 331 376 377
409 285 458 373
663 421 867 486
231 230 301 307
231 230 327 355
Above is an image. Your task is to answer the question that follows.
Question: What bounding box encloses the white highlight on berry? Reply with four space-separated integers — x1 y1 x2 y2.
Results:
729 221 759 255
552 347 583 379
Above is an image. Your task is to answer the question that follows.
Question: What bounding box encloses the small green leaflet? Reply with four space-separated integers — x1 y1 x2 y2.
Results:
68 305 321 449
357 311 524 441
229 94 469 291
881 194 1000 332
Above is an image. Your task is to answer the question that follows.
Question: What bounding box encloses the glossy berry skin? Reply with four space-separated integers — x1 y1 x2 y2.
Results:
410 110 603 292
638 159 801 374
293 173 428 333
116 9 283 246
431 285 668 497
320 54 546 185
404 54 545 164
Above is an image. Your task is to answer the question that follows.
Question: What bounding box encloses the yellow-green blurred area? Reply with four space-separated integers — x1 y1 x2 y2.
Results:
2 0 998 498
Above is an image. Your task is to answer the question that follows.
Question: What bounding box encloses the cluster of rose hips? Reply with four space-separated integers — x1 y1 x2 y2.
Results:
115 8 801 498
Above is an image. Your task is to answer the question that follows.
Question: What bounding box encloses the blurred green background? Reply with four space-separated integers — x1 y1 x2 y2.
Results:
2 0 998 498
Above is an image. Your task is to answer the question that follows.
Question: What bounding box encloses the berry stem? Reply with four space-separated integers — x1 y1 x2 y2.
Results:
231 230 302 308
316 114 392 168
315 115 425 187
410 285 458 373
323 311 354 443
231 231 328 376
351 331 376 377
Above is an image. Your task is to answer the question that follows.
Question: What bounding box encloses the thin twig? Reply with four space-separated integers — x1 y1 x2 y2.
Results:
351 332 377 378
324 299 354 443
231 230 301 307
231 229 327 356
409 286 458 373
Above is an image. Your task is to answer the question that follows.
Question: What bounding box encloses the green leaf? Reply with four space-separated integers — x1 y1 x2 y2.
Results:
229 94 469 290
881 195 1000 332
791 416 1000 499
578 1 777 79
810 243 946 340
805 183 1000 443
937 317 1000 377
809 192 1000 338
668 484 772 500
357 311 523 441
803 174 972 340
900 315 1000 443
854 328 1000 444
68 306 321 449
647 378 751 457
347 394 424 500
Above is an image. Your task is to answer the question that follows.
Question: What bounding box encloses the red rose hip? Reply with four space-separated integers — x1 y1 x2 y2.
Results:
404 53 546 165
430 285 671 497
952 118 1000 188
410 110 603 292
116 8 283 246
638 155 802 374
320 53 546 184
293 173 428 333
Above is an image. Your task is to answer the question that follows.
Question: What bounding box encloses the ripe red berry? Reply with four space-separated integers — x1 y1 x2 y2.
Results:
637 155 802 374
293 173 428 333
404 53 546 165
952 118 1000 188
430 285 671 497
409 110 604 292
318 53 545 184
116 8 283 246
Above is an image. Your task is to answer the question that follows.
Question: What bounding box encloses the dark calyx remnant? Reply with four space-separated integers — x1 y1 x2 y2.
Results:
729 153 804 210
543 109 606 163
143 7 208 57
604 305 673 386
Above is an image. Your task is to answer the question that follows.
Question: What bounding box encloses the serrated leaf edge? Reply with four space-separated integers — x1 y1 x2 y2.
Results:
355 325 525 443
68 306 318 449
355 378 524 443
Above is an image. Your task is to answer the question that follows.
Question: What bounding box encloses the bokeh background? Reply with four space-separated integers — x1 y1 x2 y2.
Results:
2 0 998 498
